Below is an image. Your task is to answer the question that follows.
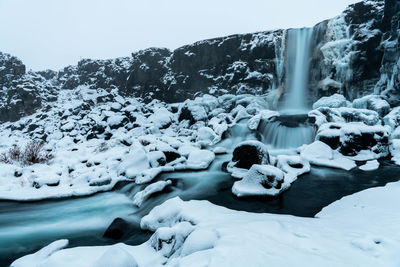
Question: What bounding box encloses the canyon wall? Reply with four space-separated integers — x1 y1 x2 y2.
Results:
0 0 399 122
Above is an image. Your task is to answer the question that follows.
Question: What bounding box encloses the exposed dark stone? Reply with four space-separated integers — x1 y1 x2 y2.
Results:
89 178 112 187
103 218 132 240
163 151 181 163
231 141 270 169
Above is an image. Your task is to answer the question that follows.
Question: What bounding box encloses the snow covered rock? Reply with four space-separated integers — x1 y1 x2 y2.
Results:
316 122 390 159
247 109 279 131
276 155 310 177
309 107 380 127
150 222 194 257
148 107 174 129
178 102 207 125
133 180 172 207
228 140 270 170
232 164 286 197
118 147 150 179
196 127 218 147
186 149 215 169
312 93 349 109
352 95 390 117
383 107 400 130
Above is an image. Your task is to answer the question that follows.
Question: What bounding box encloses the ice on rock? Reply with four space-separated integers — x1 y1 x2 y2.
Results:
384 107 400 130
133 180 172 207
93 246 138 267
186 150 215 169
309 107 381 128
317 77 343 93
352 95 390 117
300 141 356 170
232 164 287 197
247 109 279 131
312 93 349 109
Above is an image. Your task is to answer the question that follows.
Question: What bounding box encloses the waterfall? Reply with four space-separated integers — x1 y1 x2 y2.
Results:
258 115 315 150
282 27 314 112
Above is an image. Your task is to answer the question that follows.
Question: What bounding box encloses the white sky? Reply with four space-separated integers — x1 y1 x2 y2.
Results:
0 0 359 71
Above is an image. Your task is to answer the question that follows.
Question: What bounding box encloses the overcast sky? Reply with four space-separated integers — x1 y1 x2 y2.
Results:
0 0 359 71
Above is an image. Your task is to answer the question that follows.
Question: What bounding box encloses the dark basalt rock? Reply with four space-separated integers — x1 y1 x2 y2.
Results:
317 123 390 157
163 151 181 163
340 131 389 156
104 217 133 240
231 141 270 170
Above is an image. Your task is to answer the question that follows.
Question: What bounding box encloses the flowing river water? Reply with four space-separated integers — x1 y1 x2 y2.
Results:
1 120 400 266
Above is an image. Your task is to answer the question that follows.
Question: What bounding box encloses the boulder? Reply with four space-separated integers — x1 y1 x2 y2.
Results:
232 164 286 197
312 93 349 109
352 95 390 117
229 140 270 170
316 122 390 158
103 218 132 240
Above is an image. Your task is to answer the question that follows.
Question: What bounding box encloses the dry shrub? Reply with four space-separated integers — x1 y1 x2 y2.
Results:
0 141 53 165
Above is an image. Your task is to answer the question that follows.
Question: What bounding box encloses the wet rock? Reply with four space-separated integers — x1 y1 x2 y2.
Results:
103 218 132 240
230 140 270 170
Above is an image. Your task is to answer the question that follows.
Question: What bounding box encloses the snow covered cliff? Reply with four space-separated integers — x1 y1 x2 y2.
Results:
1 0 399 120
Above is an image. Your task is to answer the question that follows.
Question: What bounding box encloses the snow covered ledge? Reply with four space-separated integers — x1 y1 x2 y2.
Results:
13 181 400 267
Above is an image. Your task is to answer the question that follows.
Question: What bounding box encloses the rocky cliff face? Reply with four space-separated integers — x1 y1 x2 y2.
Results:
0 0 399 122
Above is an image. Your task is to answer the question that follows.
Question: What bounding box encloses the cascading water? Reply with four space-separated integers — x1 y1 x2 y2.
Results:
258 115 315 151
282 27 314 112
260 28 316 150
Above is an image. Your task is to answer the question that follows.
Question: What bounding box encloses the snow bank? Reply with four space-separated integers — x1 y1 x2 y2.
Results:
14 180 400 267
359 160 380 171
300 141 356 170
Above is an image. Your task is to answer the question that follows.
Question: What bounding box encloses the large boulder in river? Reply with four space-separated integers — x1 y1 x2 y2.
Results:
103 218 132 240
229 140 270 170
316 122 390 158
232 164 286 197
